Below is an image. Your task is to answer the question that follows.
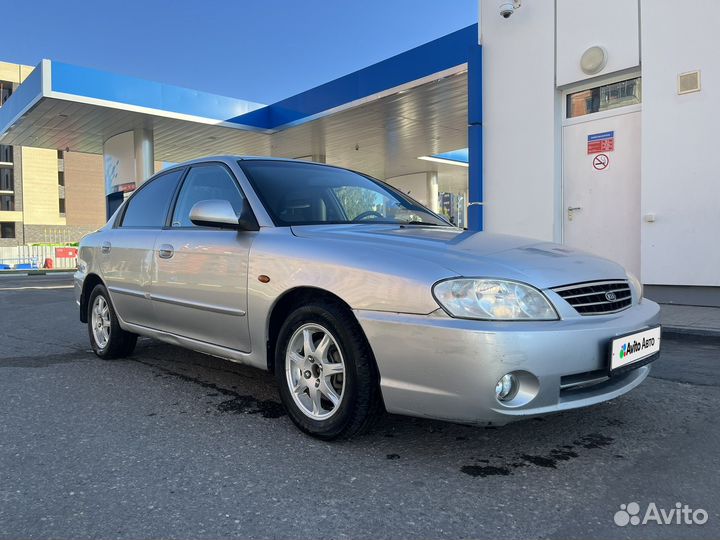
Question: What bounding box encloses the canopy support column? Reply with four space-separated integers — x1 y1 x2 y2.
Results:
467 43 483 231
103 127 155 219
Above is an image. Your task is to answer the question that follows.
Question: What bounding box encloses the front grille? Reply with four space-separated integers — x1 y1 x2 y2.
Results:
552 280 632 315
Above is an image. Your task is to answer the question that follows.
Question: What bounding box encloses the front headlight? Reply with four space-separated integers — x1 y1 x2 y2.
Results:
627 271 643 304
433 278 558 320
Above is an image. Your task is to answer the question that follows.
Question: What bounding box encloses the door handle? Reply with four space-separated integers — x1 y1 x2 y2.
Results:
101 241 111 254
567 206 583 221
158 244 175 259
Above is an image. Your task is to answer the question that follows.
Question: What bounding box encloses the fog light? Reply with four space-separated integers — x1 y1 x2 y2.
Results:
495 373 518 401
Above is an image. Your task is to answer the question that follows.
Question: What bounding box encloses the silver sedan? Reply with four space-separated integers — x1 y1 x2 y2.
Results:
75 156 661 439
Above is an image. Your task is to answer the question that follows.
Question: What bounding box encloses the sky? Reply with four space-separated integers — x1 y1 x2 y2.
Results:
5 0 477 104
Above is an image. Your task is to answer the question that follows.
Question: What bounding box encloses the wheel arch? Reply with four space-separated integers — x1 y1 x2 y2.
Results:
265 286 373 374
79 273 105 323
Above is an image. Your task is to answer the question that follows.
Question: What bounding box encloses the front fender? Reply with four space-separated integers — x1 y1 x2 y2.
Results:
247 228 451 315
243 228 453 369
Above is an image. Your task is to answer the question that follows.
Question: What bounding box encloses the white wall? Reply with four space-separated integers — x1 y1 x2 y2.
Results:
640 0 720 286
480 0 719 287
556 0 639 86
480 0 559 241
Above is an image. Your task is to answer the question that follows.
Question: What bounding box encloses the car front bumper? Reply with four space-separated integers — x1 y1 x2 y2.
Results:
355 299 661 425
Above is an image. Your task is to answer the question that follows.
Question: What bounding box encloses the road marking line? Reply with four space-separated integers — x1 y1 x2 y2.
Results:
0 285 74 290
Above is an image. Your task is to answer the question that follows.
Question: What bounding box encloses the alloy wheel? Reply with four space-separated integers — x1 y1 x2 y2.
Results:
285 323 346 420
91 295 111 349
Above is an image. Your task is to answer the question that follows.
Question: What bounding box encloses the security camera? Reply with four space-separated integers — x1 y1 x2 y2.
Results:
499 0 521 18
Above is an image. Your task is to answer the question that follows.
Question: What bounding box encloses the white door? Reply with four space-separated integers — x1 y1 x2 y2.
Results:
563 109 641 275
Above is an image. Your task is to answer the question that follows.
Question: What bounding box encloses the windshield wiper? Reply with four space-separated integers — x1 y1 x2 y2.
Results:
401 220 441 226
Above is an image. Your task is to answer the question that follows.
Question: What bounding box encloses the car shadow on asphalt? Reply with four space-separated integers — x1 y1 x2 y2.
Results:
118 338 660 479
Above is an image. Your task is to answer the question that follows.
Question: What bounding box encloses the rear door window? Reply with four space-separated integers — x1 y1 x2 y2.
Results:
120 169 184 228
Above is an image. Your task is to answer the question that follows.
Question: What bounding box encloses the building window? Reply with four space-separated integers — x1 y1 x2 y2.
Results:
0 144 12 163
567 77 641 118
57 166 66 214
0 222 15 239
0 81 12 107
0 195 14 211
0 167 13 191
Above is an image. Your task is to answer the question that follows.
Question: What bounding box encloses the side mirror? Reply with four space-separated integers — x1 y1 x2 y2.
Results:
189 199 259 231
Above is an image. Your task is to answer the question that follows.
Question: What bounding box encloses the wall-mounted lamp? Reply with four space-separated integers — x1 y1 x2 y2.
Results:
580 46 608 75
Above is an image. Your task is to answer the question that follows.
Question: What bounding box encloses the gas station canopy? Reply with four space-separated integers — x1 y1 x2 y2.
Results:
0 24 480 224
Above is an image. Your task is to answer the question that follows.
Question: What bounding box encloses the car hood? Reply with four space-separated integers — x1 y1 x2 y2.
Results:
290 224 628 289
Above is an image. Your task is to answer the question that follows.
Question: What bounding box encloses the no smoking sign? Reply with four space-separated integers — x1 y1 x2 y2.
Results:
592 153 609 171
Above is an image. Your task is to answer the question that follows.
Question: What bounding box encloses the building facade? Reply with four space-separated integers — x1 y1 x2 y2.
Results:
479 0 719 304
0 61 106 246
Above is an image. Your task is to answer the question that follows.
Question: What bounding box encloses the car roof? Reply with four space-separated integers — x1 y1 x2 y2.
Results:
154 155 359 182
166 155 332 168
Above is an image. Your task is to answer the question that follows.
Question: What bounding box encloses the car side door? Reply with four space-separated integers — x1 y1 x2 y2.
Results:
150 162 256 352
99 168 185 328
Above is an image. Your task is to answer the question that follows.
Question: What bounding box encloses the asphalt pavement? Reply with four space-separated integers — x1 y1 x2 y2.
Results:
1 273 719 539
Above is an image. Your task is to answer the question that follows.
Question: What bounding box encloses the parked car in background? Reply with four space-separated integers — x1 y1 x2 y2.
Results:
75 157 661 439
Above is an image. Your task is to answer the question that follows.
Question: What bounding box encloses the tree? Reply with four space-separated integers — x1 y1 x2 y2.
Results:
334 186 385 220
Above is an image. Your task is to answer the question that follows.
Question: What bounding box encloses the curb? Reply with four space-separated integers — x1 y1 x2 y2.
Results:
0 269 75 276
663 326 720 339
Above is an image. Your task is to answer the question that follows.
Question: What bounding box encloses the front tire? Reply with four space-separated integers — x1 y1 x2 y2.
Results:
87 284 137 359
275 300 383 440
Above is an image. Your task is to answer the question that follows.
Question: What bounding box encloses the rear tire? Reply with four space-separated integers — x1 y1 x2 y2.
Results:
87 284 137 359
275 299 383 440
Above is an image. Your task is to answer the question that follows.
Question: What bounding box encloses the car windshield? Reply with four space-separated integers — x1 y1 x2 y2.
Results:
238 160 450 227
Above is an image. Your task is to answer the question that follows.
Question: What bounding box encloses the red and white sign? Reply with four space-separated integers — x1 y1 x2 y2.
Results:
55 247 78 259
592 154 610 171
587 131 615 154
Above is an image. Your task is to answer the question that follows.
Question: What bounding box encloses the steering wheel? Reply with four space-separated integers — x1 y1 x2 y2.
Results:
352 210 384 222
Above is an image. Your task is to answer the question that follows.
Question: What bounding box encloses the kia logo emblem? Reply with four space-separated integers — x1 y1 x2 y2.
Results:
605 291 617 302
